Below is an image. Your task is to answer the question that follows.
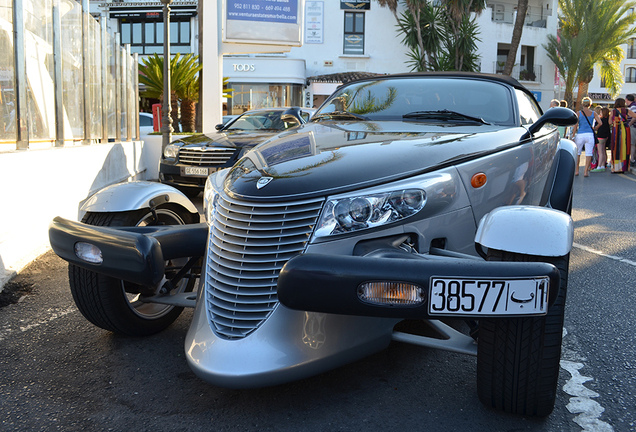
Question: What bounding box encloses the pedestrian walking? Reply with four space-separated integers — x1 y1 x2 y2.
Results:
571 97 601 177
609 98 636 173
627 94 636 167
591 107 611 172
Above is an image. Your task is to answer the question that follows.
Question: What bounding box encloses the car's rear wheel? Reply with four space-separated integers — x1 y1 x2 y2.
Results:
477 249 569 417
68 207 197 336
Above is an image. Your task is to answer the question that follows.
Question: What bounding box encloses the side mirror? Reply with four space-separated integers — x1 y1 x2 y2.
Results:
522 107 578 140
215 123 224 131
281 114 300 124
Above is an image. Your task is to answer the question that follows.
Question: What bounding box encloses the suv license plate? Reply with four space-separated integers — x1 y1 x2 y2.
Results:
428 277 549 316
184 167 208 176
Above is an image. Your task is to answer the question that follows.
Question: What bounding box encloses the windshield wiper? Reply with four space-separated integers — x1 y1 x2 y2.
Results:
403 110 490 125
312 110 369 121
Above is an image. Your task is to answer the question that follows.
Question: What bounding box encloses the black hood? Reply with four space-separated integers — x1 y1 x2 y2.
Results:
223 121 528 200
172 129 284 150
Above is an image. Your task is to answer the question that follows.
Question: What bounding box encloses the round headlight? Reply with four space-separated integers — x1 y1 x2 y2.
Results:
349 198 371 222
163 144 180 159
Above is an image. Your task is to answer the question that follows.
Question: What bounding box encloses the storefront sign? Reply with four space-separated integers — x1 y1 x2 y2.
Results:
340 0 370 10
305 1 323 44
588 92 613 101
224 0 303 46
233 64 256 72
227 0 298 24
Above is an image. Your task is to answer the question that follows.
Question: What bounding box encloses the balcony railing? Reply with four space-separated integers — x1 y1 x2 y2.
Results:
488 2 548 28
493 63 543 83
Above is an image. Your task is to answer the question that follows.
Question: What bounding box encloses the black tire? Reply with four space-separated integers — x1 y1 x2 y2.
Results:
477 249 569 417
68 206 196 336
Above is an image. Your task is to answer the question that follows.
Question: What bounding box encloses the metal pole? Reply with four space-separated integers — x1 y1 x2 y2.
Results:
125 43 132 142
52 0 64 147
81 0 90 145
121 43 127 141
133 52 140 140
161 0 173 151
13 0 28 150
100 14 108 143
115 32 121 142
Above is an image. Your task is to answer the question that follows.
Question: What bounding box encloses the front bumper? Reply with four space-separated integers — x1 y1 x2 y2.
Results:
49 217 207 286
277 251 561 319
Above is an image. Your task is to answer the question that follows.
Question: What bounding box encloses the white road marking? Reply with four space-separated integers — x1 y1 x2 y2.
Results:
0 306 76 342
573 243 636 266
561 328 614 432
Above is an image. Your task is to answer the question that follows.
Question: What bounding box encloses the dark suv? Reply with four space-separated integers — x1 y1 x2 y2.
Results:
158 107 312 197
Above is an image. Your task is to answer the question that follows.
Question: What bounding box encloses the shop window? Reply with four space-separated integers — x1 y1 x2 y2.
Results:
343 12 364 55
120 19 191 55
628 38 636 59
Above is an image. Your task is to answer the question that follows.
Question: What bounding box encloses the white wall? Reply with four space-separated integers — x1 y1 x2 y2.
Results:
0 140 152 290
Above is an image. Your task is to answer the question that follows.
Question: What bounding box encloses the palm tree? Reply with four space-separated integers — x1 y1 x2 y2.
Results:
544 0 636 109
138 53 202 132
376 0 485 72
503 0 528 76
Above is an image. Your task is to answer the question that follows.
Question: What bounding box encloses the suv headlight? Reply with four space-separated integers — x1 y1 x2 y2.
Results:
313 172 458 240
163 143 180 159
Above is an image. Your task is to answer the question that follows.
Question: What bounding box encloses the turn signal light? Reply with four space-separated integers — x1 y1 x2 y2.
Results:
357 282 424 306
471 172 487 188
74 242 103 264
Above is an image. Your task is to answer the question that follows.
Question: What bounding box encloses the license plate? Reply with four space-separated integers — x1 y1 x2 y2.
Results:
428 277 549 316
184 167 208 176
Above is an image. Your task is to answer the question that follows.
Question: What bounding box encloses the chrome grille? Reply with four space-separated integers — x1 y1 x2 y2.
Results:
205 193 324 339
179 147 236 166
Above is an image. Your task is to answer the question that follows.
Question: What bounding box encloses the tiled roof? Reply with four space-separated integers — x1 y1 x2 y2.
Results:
306 71 387 84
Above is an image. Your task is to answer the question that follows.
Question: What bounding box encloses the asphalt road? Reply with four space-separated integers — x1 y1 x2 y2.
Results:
1 168 635 432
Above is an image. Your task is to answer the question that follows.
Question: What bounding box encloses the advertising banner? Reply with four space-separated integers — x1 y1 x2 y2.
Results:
224 0 303 46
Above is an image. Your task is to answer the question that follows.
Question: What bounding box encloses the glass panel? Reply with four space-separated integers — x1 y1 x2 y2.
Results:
156 22 163 44
0 7 16 142
171 45 191 54
132 22 142 44
88 15 102 139
121 22 131 44
344 12 353 32
354 13 363 31
170 21 178 43
145 22 154 44
107 32 116 138
25 0 54 140
180 20 190 43
61 1 83 139
145 45 163 55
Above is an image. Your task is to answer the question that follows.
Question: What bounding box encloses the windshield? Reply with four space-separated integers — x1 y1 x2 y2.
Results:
313 77 515 126
225 110 299 131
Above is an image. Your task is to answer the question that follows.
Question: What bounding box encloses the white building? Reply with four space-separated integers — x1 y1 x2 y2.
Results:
587 37 636 106
91 0 561 113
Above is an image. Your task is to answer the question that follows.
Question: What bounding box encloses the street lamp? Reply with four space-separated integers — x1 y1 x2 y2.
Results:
161 0 173 151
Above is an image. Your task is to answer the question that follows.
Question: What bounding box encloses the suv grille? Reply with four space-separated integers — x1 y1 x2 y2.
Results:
179 147 236 166
205 193 324 339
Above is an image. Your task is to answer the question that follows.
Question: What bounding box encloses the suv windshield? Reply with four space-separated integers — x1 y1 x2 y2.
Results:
313 77 515 126
225 110 298 131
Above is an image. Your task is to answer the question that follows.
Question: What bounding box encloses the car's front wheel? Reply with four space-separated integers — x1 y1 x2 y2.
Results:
68 207 198 336
477 249 569 417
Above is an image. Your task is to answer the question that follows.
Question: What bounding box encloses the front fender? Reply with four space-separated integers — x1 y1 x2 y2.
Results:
80 181 199 216
475 206 573 257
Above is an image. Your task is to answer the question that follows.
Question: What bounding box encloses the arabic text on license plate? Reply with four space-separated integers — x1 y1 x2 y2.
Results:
428 277 549 316
184 167 208 176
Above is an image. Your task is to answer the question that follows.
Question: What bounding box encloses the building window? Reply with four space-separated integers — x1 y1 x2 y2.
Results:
628 38 636 59
343 12 364 55
120 18 191 55
626 67 636 83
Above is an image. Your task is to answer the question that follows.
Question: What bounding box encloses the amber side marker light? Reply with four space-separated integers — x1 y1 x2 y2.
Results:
357 282 425 306
471 172 487 188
